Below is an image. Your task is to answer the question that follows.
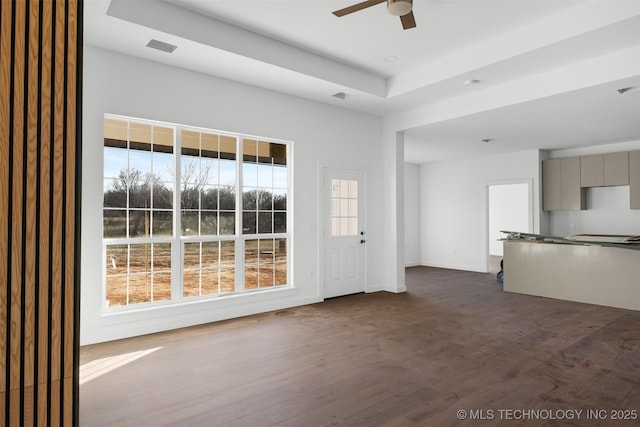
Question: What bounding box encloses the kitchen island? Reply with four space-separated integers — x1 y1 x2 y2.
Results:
503 239 640 311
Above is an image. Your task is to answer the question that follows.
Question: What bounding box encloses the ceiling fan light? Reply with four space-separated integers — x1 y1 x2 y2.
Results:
387 0 412 17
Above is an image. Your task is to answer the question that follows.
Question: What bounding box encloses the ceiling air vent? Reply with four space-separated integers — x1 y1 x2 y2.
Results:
146 39 177 54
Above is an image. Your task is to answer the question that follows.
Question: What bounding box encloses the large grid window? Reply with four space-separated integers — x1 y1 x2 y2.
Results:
103 116 290 309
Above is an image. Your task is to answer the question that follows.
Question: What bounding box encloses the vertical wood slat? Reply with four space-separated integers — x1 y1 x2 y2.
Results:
1 1 81 426
38 0 53 424
10 2 26 424
0 0 14 401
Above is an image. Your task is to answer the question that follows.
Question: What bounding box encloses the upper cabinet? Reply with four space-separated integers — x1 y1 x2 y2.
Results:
630 151 640 209
543 157 585 211
580 152 629 187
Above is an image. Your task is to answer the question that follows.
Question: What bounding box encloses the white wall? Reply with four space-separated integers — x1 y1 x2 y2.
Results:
550 186 640 236
404 163 421 266
420 149 541 272
81 46 384 345
489 183 530 256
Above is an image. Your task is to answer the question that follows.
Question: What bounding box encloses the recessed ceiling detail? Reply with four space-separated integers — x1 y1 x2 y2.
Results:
617 86 640 95
146 39 177 54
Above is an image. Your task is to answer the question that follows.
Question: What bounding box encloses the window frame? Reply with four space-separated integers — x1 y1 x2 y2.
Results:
102 114 292 312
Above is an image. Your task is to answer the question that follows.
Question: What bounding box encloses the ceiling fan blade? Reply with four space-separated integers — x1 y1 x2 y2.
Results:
333 0 386 17
400 11 416 29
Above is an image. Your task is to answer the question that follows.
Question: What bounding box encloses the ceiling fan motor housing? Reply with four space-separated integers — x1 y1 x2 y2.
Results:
388 0 413 16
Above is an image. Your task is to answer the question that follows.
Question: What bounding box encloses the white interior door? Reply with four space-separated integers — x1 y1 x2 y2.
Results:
323 168 366 298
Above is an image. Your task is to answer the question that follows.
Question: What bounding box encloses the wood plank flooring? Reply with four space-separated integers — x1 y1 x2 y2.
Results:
80 267 640 426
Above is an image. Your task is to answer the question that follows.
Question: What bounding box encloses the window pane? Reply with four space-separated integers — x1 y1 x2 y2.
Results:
201 133 218 158
259 239 274 262
129 210 150 238
103 210 126 238
201 158 218 185
181 130 200 156
152 210 173 236
245 266 259 290
258 212 273 234
220 135 236 160
129 149 152 177
106 244 129 276
153 125 173 152
153 182 173 209
130 122 151 146
273 190 286 211
220 241 235 267
201 186 218 210
257 190 272 211
273 166 286 188
153 151 173 182
201 269 219 295
243 163 258 187
219 186 235 210
219 160 236 186
181 157 200 184
257 164 273 188
220 267 235 293
184 242 200 270
243 189 257 210
259 267 274 287
201 211 218 236
271 143 287 166
106 275 127 308
129 244 151 274
153 243 171 272
103 147 128 178
219 211 235 235
181 211 199 236
183 270 200 297
104 118 128 147
202 242 219 269
257 140 271 163
243 211 256 234
275 238 287 285
129 185 151 210
181 182 199 210
152 272 172 301
129 274 152 304
243 139 257 161
274 212 286 234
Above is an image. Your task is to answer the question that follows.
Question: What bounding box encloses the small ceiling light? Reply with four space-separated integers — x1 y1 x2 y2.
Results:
332 92 347 100
465 79 481 86
617 86 640 94
387 0 412 17
146 39 177 54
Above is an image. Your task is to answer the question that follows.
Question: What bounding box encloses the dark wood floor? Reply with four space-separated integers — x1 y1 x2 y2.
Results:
80 266 640 426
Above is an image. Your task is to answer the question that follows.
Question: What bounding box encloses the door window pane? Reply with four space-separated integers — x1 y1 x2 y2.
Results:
331 178 358 237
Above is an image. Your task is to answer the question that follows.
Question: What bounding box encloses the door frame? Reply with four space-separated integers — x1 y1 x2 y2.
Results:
318 163 368 299
484 178 534 272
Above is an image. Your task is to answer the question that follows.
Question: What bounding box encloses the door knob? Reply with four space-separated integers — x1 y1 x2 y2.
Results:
360 239 366 244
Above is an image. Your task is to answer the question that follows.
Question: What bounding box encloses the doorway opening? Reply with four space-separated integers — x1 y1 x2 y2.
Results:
487 181 532 274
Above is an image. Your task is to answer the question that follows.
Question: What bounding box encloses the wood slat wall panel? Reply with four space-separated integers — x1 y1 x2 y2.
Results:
1 1 82 425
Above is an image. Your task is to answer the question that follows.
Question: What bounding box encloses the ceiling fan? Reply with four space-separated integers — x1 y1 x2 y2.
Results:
333 0 416 30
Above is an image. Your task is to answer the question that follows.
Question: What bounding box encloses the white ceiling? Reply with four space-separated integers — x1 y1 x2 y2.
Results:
84 0 640 163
